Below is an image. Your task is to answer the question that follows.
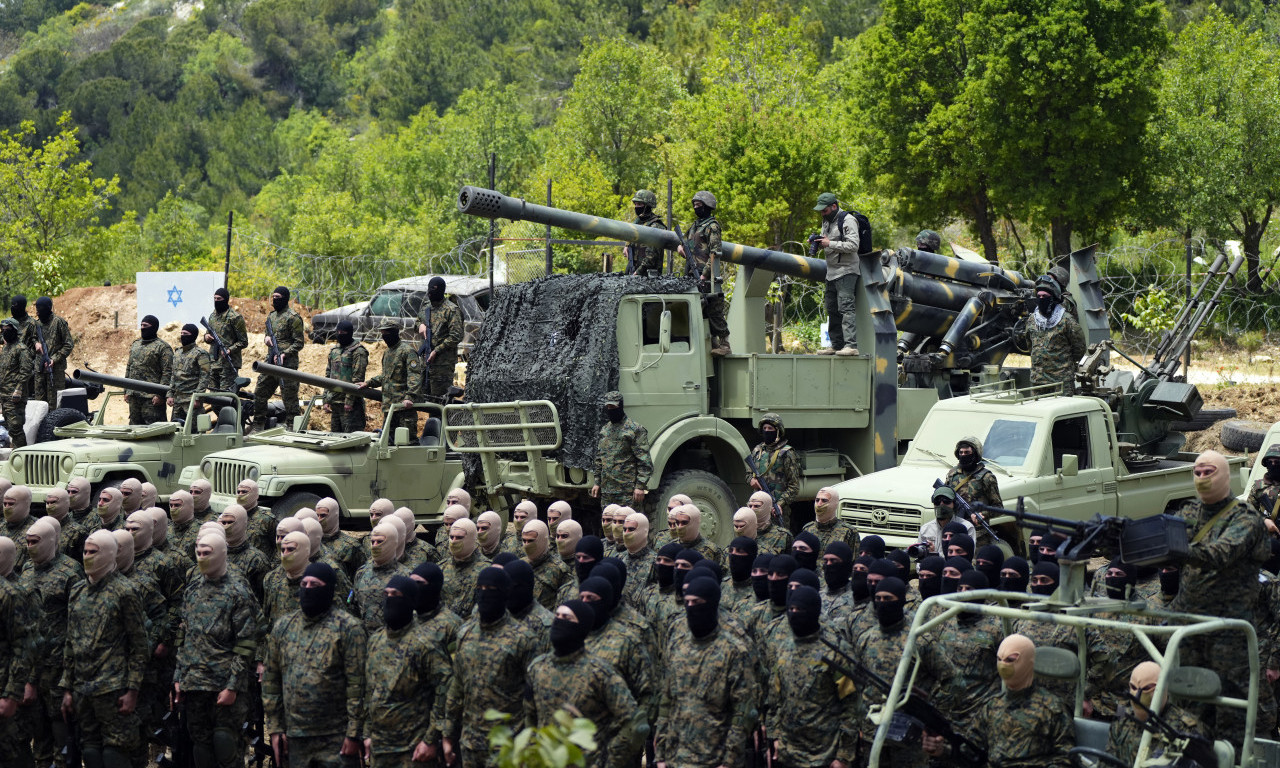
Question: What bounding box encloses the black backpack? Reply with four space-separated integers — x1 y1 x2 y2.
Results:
834 210 874 255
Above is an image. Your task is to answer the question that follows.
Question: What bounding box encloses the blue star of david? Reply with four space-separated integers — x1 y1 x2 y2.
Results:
167 285 183 308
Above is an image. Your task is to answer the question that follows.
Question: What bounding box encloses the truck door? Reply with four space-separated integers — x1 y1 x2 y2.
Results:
616 297 707 423
374 406 445 511
1037 414 1110 522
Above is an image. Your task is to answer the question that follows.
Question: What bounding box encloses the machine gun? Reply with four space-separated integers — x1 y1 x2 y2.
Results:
1128 693 1217 767
265 319 283 366
1137 251 1242 387
745 454 784 526
931 478 1003 545
819 638 987 768
34 322 54 392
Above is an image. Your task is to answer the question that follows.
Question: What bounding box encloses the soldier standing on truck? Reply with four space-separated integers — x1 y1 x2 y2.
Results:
125 315 172 425
627 189 667 277
33 296 74 408
205 287 248 393
168 323 210 424
676 191 731 356
359 322 423 441
945 437 1003 547
746 413 802 529
324 321 368 432
813 192 861 357
590 391 653 508
1014 275 1086 395
0 319 32 446
416 276 463 402
1252 444 1280 531
253 286 305 432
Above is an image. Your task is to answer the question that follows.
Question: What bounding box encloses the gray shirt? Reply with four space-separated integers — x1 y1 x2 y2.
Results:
820 210 861 281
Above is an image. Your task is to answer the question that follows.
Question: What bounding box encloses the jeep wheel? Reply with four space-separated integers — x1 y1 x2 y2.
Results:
37 407 88 443
270 490 323 519
653 469 737 547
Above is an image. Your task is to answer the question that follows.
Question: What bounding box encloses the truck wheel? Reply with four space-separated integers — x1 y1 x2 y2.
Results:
1220 420 1270 453
36 408 88 443
654 470 737 547
1169 407 1237 432
269 491 323 519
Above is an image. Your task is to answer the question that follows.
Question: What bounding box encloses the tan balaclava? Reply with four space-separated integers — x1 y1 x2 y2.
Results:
300 518 324 560
0 537 14 579
750 491 775 530
601 504 620 543
139 482 158 510
548 500 572 532
220 504 249 547
1193 450 1232 504
27 518 59 566
996 633 1037 692
126 510 154 554
446 487 472 512
236 478 259 510
556 519 582 558
615 506 636 542
382 515 407 560
477 511 503 554
523 519 550 560
733 508 758 539
450 519 478 560
0 478 11 498
148 508 169 546
667 494 691 512
280 531 311 579
67 477 92 513
677 504 702 543
316 497 341 536
98 487 123 526
83 530 119 582
120 478 143 514
369 498 394 527
371 522 400 567
512 500 537 530
624 512 649 554
112 529 135 572
3 485 31 525
392 508 418 546
45 488 70 523
442 504 469 526
814 487 839 524
190 479 213 515
199 521 226 542
294 507 320 526
196 533 229 580
1129 661 1163 721
169 491 194 526
276 517 304 549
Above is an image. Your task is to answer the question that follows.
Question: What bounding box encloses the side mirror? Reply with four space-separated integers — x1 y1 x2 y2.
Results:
394 427 410 446
659 310 672 353
1060 454 1078 477
293 416 305 432
195 413 212 433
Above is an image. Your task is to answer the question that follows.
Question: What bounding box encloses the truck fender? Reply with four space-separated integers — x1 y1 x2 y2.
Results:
647 416 752 487
267 477 342 504
86 463 152 486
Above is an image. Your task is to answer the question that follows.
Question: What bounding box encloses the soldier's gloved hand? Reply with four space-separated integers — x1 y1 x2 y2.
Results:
117 689 138 715
428 350 438 364
401 399 413 408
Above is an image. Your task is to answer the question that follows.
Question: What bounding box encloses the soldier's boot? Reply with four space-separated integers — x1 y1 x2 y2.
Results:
836 346 858 356
211 728 239 768
710 336 731 356
816 346 837 355
99 747 130 768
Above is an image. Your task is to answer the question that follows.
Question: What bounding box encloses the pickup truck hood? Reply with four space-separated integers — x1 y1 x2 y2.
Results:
833 463 978 547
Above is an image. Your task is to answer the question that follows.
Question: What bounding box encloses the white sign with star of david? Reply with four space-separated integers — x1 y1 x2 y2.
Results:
136 271 225 328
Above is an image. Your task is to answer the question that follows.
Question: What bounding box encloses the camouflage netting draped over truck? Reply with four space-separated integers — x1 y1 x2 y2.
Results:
465 273 697 471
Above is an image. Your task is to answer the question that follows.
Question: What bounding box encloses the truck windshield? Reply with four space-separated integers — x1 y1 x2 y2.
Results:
906 413 1039 471
368 290 421 318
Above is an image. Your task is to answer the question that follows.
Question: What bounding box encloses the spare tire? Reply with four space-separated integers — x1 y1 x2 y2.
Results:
1170 407 1237 432
36 407 89 443
1220 420 1270 453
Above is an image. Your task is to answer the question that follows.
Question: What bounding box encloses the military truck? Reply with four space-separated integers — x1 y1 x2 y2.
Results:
1 370 245 503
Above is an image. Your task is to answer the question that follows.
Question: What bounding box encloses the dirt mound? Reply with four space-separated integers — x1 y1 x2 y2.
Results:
1183 385 1279 456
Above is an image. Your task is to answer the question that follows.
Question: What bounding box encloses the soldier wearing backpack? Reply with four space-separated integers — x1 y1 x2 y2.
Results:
812 193 870 356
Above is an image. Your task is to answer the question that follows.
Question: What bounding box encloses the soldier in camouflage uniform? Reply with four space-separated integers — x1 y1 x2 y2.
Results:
354 523 410 631
219 503 272 601
749 491 793 556
361 321 423 440
9 294 36 354
411 562 461 654
0 319 32 447
168 491 201 561
945 436 1003 548
263 531 312 627
125 314 173 424
521 519 574 611
915 230 942 253
746 413 802 528
668 504 723 567
60 530 149 768
205 287 249 393
852 576 924 766
0 536 33 768
590 391 653 508
233 479 276 558
2 485 34 572
32 296 74 408
43 487 88 561
1013 275 1086 395
804 486 859 554
918 589 1002 733
580 576 655 744
324 321 368 432
254 286 306 430
619 511 656 608
1252 443 1280 531
627 189 668 276
416 276 463 401
317 497 365 580
505 501 536 554
365 575 452 767
174 533 263 768
95 487 125 532
1107 661 1210 767
441 519 489 618
167 323 211 423
263 561 366 768
65 478 97 535
502 558 552 655
677 190 730 355
723 536 758 609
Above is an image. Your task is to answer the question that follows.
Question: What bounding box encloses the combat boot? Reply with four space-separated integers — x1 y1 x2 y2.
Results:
836 346 858 356
711 337 731 356
817 347 837 355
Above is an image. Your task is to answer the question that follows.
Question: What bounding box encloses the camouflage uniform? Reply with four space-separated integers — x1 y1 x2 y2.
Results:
246 506 278 559
0 334 33 447
944 465 1002 509
444 613 541 764
1107 703 1209 766
655 623 757 767
1249 472 1280 522
227 539 272 602
919 615 1001 730
593 416 653 507
1014 310 1086 395
125 335 174 424
950 683 1073 768
766 627 858 768
325 340 368 432
629 208 668 276
755 522 793 557
367 340 423 440
170 518 201 563
416 607 461 656
1087 611 1159 719
678 533 724 568
686 210 730 346
206 305 249 393
168 341 211 423
0 575 33 767
723 577 756 611
747 415 802 526
2 515 34 572
19 554 78 766
174 570 263 767
365 621 452 762
511 602 553 657
417 298 463 400
586 617 656 729
853 617 925 766
324 529 367 581
441 550 489 618
56 515 89 560
803 517 861 554
254 306 306 426
33 311 74 408
402 537 438 570
262 567 305 628
354 560 411 632
524 648 643 768
620 546 656 609
526 548 574 611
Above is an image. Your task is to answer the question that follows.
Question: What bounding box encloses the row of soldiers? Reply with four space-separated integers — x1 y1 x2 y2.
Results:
0 295 75 447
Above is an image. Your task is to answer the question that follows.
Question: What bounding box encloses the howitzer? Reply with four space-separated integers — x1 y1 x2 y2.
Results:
931 478 1002 545
251 361 383 402
819 638 987 768
745 454 783 526
34 322 54 391
265 319 283 366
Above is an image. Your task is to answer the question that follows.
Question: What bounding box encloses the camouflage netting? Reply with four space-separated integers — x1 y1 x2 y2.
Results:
465 273 697 472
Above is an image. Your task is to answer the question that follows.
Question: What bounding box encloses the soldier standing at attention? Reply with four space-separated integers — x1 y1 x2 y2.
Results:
168 323 210 423
416 276 463 402
0 319 32 447
126 314 173 425
627 189 668 276
32 296 74 408
359 321 423 441
1014 275 1086 395
1252 444 1280 532
946 436 1003 548
590 391 653 508
746 413 802 528
254 286 305 432
804 487 860 553
205 287 248 393
677 191 731 355
324 321 368 432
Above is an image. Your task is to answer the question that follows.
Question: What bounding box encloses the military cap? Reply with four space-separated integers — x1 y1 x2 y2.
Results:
813 192 838 210
602 390 623 406
931 485 957 503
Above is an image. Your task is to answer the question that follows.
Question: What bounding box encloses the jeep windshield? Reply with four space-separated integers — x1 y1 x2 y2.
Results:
903 411 1039 472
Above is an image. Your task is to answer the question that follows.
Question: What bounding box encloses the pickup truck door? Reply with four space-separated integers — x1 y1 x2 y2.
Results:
374 406 445 511
1035 413 1116 522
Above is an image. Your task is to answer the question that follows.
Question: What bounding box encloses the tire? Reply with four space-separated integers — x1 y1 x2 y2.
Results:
268 490 323 519
1169 407 1237 433
653 469 737 547
36 407 90 443
1220 420 1270 453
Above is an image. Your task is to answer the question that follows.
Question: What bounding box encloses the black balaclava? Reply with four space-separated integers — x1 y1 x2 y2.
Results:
476 566 511 624
605 403 625 424
412 562 444 616
958 570 989 591
674 549 703 598
1 323 16 344
957 440 979 470
1028 527 1048 564
941 521 969 543
575 536 605 583
580 576 616 631
35 296 52 322
1037 290 1058 316
791 531 820 571
692 201 710 220
10 295 27 320
690 559 723 584
761 422 779 446
751 553 774 600
787 585 822 638
385 575 418 630
729 536 759 583
597 559 627 598
1266 454 1280 482
272 286 290 312
1031 561 1059 596
1159 566 1180 598
1104 557 1136 601
504 559 536 615
380 325 400 348
769 554 798 608
551 600 594 656
492 552 520 566
859 535 886 560
656 542 682 590
1000 556 1030 593
299 562 337 618
1039 532 1067 565
941 556 973 594
868 558 898 593
685 576 721 639
180 323 199 348
917 555 945 599
851 554 875 601
214 287 230 314
975 545 1005 587
948 534 975 561
790 568 821 595
141 315 159 341
873 576 907 628
427 276 446 304
823 542 854 592
335 320 355 347
886 549 910 579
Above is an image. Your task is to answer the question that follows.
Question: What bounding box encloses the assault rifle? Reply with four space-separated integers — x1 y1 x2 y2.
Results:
820 638 987 768
155 705 193 768
63 716 82 768
246 710 277 768
201 316 239 373
417 306 433 364
1126 693 1217 768
931 478 1003 544
34 322 54 392
745 454 784 526
265 319 282 366
674 223 696 283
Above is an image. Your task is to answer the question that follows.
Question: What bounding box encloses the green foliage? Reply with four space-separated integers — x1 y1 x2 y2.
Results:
30 250 67 296
486 708 597 768
1119 287 1181 334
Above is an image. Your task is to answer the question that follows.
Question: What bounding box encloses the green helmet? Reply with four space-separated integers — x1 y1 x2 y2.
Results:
1035 276 1062 300
632 189 658 207
915 230 941 253
1047 266 1069 292
692 191 717 210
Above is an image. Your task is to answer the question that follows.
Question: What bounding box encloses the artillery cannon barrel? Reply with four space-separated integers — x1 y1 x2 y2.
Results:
73 369 169 397
896 248 1035 291
252 361 383 402
938 294 991 355
1150 253 1244 383
457 185 827 281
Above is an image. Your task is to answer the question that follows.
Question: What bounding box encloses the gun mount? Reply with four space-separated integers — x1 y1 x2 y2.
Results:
251 361 384 402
